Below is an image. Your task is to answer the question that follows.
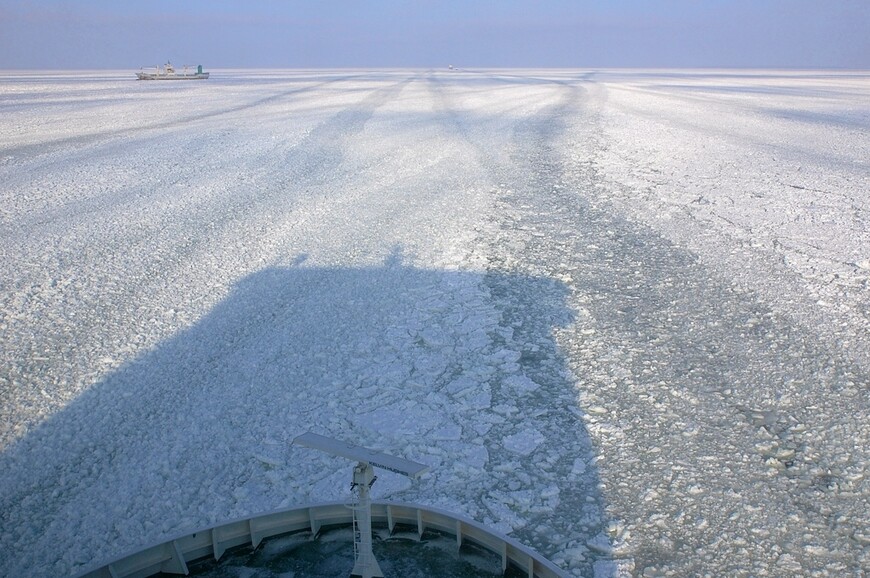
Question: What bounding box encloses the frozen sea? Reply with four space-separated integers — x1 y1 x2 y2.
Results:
1 68 868 577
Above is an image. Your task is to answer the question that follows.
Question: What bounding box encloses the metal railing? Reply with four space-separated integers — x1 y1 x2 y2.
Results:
74 501 567 578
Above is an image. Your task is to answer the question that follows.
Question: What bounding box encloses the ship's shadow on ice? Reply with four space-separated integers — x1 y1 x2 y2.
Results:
0 260 607 576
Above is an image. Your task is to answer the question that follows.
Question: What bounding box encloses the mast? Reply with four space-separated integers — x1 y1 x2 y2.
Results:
293 432 429 578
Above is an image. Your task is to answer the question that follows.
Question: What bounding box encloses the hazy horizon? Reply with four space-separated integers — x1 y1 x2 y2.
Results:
1 0 868 70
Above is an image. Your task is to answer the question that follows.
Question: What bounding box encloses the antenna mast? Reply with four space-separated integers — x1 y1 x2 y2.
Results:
293 432 429 578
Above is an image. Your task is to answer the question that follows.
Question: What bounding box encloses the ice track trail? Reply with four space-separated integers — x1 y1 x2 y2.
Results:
1 69 868 578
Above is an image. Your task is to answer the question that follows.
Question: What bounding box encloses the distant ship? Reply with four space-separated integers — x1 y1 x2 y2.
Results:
136 62 209 80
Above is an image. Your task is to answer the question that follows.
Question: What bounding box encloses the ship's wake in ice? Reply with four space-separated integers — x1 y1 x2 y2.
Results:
1 69 868 577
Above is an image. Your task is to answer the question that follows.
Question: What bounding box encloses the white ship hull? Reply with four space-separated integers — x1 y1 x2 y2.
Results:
136 62 209 80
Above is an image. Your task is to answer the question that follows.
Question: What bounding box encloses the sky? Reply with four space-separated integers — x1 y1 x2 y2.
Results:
0 0 868 69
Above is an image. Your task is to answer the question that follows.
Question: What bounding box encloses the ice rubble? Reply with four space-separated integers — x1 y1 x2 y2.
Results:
1 69 868 577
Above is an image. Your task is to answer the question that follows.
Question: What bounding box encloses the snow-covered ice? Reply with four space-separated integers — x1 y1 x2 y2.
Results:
1 69 868 577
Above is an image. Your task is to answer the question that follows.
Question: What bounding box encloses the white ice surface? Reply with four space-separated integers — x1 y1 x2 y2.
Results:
1 69 868 577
